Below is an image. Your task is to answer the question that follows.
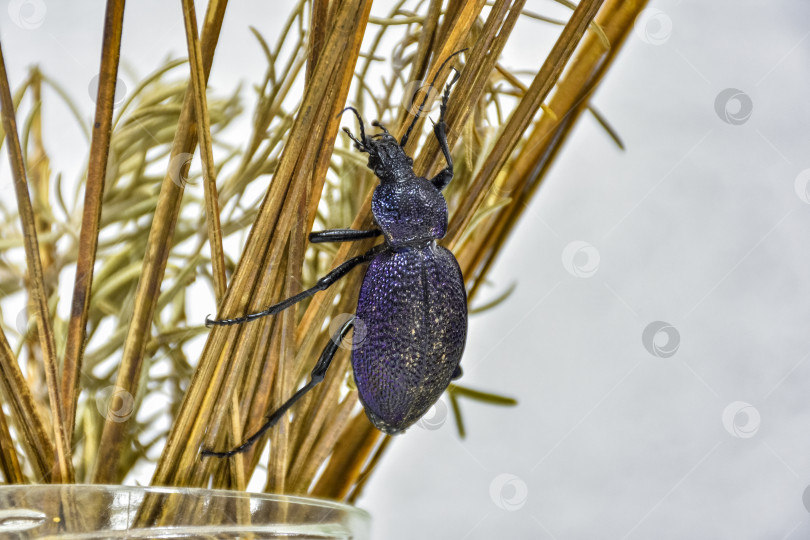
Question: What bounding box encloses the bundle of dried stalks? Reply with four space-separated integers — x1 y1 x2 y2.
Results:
0 0 647 505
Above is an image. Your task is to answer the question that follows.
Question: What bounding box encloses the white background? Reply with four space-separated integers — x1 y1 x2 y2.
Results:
1 1 810 538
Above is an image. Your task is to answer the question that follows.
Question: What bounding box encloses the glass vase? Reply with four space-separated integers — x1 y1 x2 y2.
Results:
0 484 370 539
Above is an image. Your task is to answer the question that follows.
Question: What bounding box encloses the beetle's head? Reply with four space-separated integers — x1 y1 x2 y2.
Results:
339 109 413 183
365 129 413 182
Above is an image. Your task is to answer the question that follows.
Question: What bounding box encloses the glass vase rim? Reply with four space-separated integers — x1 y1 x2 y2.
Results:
0 483 369 519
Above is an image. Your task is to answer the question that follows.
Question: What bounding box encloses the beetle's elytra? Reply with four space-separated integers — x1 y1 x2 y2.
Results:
203 51 467 457
355 243 466 433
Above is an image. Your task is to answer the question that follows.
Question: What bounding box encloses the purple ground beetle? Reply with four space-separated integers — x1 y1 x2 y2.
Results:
202 51 467 457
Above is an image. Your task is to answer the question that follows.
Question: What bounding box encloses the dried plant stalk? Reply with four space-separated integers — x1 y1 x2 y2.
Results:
27 70 54 294
311 412 382 499
180 0 227 300
445 0 605 247
466 0 649 300
0 328 53 479
0 399 23 483
413 0 525 179
150 0 372 490
0 39 73 483
347 433 392 503
92 0 228 485
397 0 486 152
62 0 125 446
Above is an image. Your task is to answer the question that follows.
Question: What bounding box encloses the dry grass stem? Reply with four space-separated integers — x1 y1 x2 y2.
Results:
61 0 125 447
181 0 227 301
0 399 23 484
0 39 73 483
466 0 646 301
0 328 53 479
92 0 229 485
445 0 605 248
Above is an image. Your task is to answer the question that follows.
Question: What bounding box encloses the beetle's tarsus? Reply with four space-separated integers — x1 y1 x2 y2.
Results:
400 48 467 148
429 69 461 192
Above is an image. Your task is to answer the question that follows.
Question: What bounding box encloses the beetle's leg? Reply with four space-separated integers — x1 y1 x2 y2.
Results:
429 69 461 191
429 121 453 191
309 228 382 244
400 49 467 148
451 365 463 380
202 317 355 458
206 244 385 327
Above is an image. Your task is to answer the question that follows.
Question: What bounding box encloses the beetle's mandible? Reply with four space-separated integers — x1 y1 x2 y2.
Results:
203 50 468 458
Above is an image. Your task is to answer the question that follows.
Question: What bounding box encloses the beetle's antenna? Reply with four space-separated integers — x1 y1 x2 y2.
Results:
399 48 467 148
372 120 391 136
337 106 368 150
